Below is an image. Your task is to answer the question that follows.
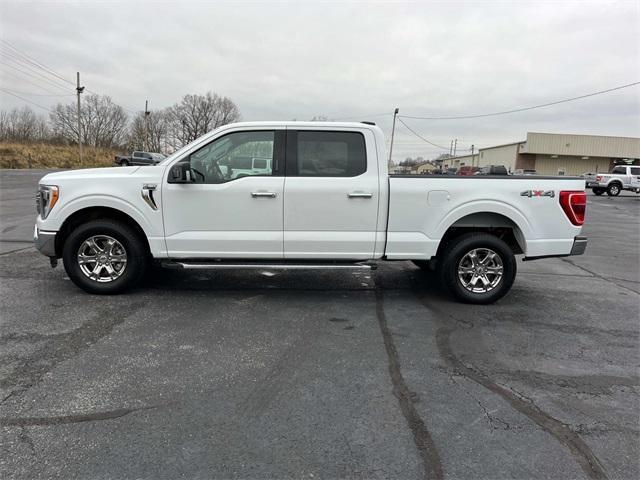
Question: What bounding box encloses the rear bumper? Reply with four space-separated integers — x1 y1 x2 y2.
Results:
523 235 587 261
34 224 57 257
569 235 587 256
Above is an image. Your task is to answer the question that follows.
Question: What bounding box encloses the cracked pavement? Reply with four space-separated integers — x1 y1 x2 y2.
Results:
1 169 639 479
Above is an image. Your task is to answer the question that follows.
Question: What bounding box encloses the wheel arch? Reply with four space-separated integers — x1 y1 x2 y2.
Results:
436 211 527 257
55 206 151 258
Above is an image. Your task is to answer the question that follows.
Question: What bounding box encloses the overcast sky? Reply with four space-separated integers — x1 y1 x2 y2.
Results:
1 0 638 160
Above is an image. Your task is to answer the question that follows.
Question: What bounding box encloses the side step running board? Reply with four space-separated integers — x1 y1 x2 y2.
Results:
161 261 377 271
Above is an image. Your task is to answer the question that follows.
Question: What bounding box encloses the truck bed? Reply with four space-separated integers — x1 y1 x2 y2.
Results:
385 175 585 260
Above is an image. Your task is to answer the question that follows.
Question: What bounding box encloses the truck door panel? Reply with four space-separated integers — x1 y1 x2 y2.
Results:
283 129 379 259
162 129 285 258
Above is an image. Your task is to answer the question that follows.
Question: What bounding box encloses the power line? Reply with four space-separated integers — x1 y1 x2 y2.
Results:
0 88 52 112
1 41 140 115
0 49 72 91
0 39 75 86
399 81 640 120
0 60 71 93
396 117 458 151
1 70 75 97
0 87 73 97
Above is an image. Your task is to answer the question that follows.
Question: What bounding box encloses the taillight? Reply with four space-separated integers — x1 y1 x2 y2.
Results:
596 175 602 181
559 190 586 226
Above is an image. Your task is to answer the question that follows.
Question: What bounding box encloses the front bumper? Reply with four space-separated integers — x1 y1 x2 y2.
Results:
34 224 57 257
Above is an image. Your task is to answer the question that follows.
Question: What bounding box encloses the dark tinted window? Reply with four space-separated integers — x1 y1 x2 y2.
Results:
630 167 640 175
296 131 366 177
611 166 626 174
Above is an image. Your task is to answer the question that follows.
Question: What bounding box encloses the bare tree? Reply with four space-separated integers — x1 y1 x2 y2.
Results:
165 92 240 149
0 106 50 143
49 94 128 148
128 109 170 153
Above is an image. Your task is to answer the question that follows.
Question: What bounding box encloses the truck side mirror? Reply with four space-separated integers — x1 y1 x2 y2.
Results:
169 162 192 183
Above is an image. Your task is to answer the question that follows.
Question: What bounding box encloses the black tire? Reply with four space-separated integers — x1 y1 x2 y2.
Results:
120 159 129 167
607 183 621 197
439 233 516 304
62 219 148 294
592 187 605 196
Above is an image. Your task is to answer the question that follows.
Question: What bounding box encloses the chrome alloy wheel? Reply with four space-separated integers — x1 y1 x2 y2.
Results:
457 248 504 294
77 235 127 283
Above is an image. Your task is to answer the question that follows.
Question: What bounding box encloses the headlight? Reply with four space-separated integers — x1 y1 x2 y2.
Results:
36 185 59 219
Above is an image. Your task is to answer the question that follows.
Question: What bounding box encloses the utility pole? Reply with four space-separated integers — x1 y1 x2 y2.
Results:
76 72 84 163
449 140 453 156
388 108 399 166
144 100 150 151
471 144 475 166
453 138 458 157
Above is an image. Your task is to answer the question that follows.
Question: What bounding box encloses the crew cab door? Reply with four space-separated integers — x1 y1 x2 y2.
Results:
283 128 379 259
162 129 285 258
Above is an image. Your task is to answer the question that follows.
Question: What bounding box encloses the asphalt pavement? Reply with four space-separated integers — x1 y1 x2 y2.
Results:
1 169 638 479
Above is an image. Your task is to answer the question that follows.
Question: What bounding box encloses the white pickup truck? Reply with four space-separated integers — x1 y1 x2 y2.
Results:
34 121 588 304
585 165 640 196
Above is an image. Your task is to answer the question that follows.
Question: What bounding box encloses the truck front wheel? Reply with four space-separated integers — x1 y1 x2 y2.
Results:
62 219 148 294
439 233 516 304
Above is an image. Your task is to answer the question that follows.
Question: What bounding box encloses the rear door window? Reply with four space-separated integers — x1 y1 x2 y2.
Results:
291 131 366 177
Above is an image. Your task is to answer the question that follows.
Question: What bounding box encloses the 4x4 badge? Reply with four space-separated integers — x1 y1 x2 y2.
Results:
520 190 555 198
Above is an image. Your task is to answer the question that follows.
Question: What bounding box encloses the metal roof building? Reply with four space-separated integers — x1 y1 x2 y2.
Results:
466 132 640 175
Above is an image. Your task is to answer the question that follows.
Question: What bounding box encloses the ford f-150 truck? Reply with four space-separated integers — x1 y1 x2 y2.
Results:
584 165 640 196
34 121 587 304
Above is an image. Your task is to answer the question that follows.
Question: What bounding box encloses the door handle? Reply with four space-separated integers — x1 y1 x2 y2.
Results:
251 192 277 198
347 192 373 198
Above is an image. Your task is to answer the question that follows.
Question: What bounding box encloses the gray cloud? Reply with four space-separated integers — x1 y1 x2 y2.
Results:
1 0 638 161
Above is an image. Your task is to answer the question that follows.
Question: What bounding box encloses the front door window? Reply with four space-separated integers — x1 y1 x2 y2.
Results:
187 131 274 184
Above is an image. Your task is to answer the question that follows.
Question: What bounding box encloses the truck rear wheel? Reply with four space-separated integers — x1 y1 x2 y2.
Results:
607 183 621 196
120 159 129 167
439 233 516 304
62 219 148 294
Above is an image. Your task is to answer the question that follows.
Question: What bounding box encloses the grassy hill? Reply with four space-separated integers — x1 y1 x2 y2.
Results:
0 142 120 169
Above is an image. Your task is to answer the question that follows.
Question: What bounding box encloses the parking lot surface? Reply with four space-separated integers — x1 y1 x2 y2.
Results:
1 169 639 479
